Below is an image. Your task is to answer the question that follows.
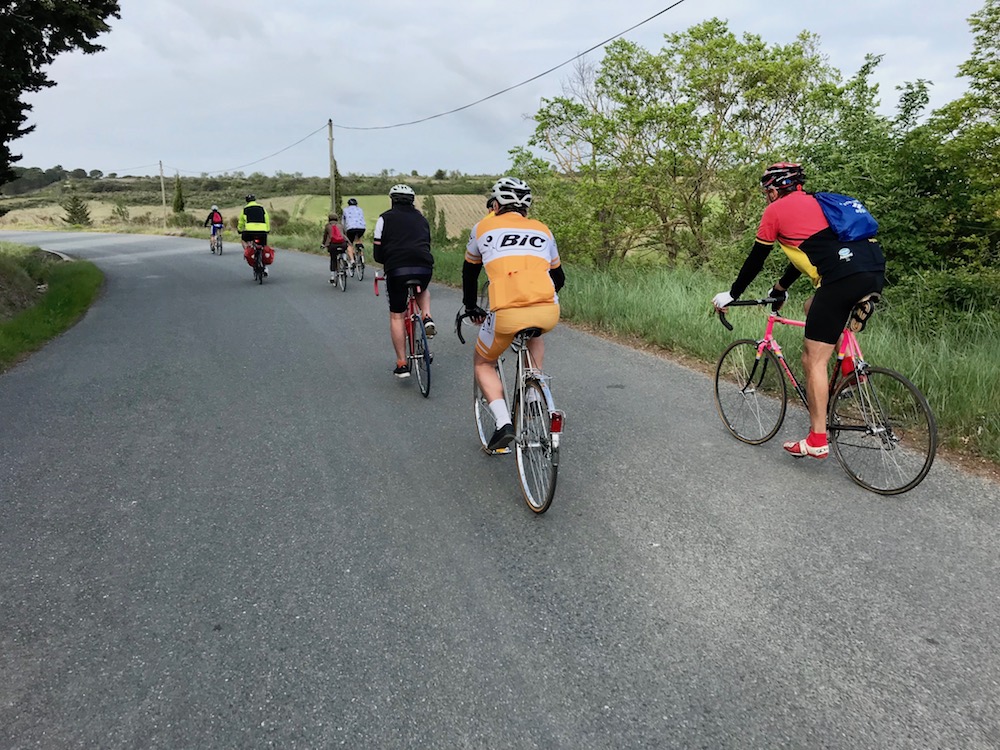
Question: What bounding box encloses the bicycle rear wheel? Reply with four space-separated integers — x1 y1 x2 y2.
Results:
714 340 787 444
828 366 937 495
254 247 264 284
514 379 558 513
356 251 365 280
409 314 431 397
339 256 348 292
216 236 222 255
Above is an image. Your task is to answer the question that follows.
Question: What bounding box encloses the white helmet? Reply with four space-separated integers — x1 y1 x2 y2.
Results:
389 183 415 202
211 204 218 210
491 176 532 209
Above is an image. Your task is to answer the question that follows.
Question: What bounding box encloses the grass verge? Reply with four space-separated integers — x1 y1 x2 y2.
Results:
0 243 104 372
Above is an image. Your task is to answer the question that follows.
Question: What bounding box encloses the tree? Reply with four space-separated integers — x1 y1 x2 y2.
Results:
172 174 184 213
519 21 840 267
62 193 92 226
0 1 121 186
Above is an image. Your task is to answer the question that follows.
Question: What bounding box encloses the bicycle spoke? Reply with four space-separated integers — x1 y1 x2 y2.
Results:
829 367 937 494
411 315 431 397
714 340 786 444
515 379 558 513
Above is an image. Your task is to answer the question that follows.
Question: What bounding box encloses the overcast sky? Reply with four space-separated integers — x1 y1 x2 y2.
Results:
11 0 986 178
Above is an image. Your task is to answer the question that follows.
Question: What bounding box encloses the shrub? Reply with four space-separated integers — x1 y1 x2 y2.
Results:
61 194 92 226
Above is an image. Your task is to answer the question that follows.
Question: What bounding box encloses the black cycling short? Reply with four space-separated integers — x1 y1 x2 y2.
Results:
385 267 432 313
346 228 365 242
806 271 884 344
242 231 268 245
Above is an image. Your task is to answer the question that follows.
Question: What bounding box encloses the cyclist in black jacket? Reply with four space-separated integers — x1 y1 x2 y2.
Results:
373 184 435 378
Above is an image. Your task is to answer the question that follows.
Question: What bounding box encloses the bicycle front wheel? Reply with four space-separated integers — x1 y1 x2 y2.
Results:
410 315 431 397
714 340 787 444
828 366 937 495
515 379 558 513
474 364 503 452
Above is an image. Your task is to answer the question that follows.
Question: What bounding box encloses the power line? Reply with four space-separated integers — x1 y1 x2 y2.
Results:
333 0 689 131
168 122 329 176
160 1 688 175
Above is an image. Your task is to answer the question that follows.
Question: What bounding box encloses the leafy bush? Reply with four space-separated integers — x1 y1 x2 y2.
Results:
166 211 198 228
884 268 1000 335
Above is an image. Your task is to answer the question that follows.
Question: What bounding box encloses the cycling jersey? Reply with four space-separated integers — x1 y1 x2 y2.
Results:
238 201 270 233
342 205 366 231
466 212 561 310
373 203 433 272
756 188 884 287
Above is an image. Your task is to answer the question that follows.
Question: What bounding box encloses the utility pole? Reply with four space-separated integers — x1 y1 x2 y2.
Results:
328 119 337 213
159 161 167 227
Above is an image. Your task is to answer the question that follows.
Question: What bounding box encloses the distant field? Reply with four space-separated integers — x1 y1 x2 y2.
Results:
0 194 486 238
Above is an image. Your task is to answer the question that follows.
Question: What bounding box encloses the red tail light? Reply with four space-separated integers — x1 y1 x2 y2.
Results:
550 411 564 433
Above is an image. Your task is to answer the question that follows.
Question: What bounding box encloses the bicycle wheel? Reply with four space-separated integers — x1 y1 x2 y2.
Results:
356 251 365 281
828 366 937 495
714 339 787 444
410 314 431 397
254 247 264 284
474 364 503 452
339 256 348 292
216 236 222 255
514 378 558 513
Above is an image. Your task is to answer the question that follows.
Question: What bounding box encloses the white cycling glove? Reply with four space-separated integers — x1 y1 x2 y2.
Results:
712 291 734 310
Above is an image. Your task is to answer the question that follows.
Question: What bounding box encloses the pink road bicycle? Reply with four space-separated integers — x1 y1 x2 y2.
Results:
714 296 936 495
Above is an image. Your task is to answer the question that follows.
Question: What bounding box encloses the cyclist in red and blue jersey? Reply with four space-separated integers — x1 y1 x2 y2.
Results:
203 205 224 250
712 162 886 460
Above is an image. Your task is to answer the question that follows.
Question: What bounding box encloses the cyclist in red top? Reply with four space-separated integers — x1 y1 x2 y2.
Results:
712 162 885 459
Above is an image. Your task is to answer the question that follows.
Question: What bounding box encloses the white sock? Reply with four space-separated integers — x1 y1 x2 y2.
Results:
489 399 511 427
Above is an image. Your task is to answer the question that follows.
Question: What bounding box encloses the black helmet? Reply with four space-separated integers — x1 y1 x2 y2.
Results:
760 163 805 191
245 193 256 202
347 197 358 206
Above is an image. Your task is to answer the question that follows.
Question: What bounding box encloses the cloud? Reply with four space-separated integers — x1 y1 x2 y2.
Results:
11 0 985 177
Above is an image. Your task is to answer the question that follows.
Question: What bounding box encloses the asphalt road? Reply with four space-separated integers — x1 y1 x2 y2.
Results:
1 231 999 749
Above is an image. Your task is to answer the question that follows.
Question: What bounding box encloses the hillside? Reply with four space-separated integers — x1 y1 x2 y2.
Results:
0 193 488 239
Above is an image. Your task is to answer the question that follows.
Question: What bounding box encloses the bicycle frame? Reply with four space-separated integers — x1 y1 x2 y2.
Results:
749 311 865 407
454 311 565 449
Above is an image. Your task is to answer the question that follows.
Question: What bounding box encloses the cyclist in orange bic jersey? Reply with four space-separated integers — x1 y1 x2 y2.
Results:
712 162 886 460
463 176 565 451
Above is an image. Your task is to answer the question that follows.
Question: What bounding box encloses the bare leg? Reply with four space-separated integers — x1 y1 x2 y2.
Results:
390 311 407 363
416 288 431 319
526 336 545 371
474 350 503 402
802 338 836 436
